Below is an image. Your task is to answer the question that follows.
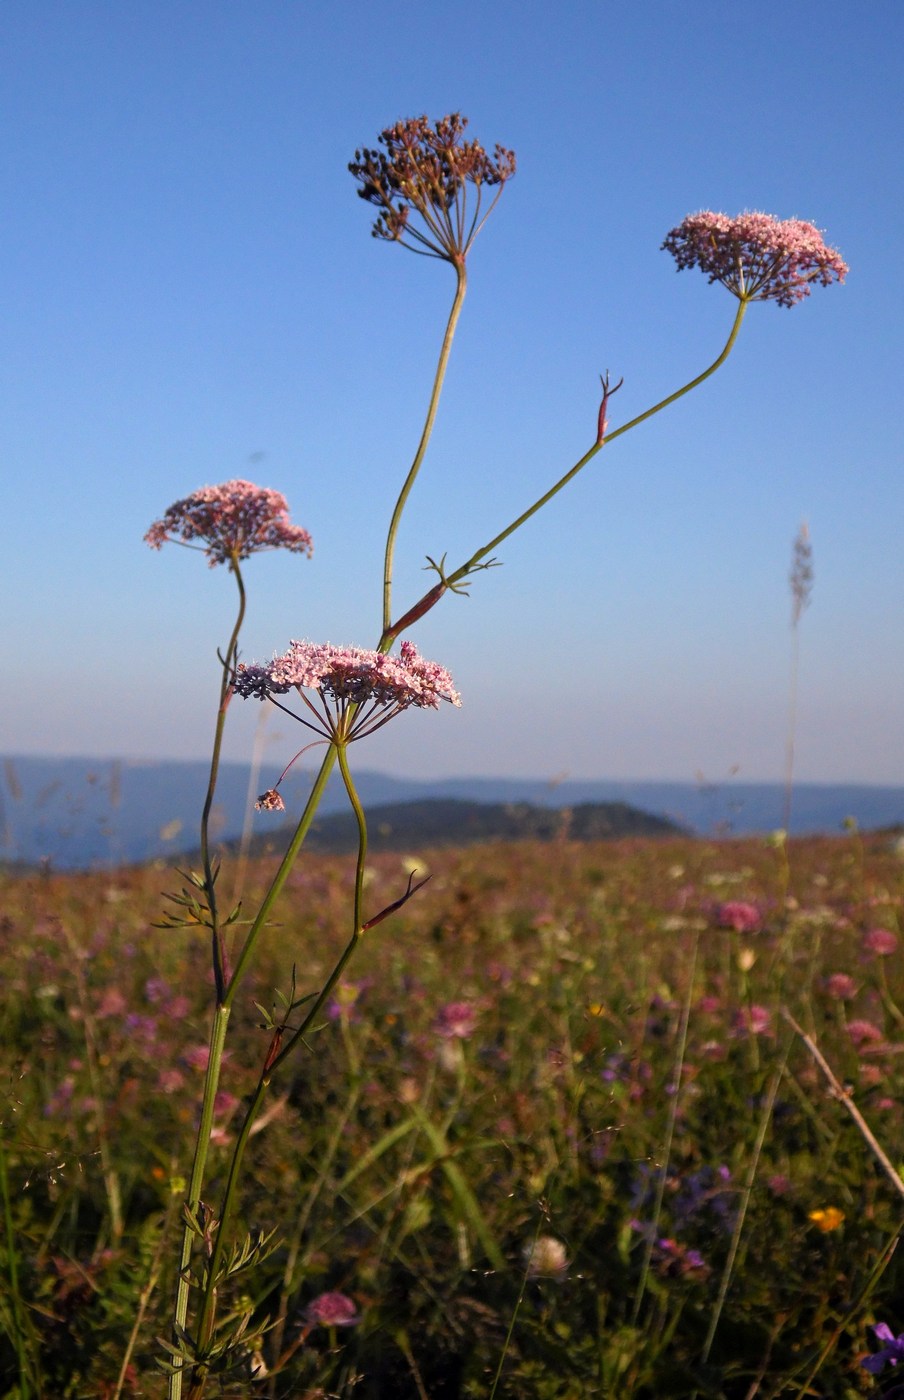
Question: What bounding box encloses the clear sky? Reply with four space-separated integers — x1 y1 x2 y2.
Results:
2 0 902 784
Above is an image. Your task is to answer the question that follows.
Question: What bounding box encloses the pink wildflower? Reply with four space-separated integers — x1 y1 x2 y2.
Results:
847 1018 885 1049
234 639 460 744
733 1004 771 1037
304 1291 359 1327
825 973 858 1001
863 927 898 957
434 1001 477 1039
715 901 762 934
145 479 313 566
662 211 847 308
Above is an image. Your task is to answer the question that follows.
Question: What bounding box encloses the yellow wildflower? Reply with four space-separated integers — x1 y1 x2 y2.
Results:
808 1207 845 1232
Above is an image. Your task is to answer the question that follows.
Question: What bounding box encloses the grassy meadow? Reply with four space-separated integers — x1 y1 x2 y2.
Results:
2 828 904 1397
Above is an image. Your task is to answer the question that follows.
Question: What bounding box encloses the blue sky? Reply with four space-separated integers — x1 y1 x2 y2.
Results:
2 0 902 784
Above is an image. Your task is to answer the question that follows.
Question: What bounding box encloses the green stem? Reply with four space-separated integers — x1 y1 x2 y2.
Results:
446 299 748 588
190 745 369 1389
266 744 367 1078
201 554 246 1001
223 746 339 1007
382 262 467 633
168 1004 231 1400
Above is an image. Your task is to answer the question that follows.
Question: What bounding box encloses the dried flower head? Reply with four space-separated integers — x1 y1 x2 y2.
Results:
349 113 515 263
234 638 460 745
790 522 814 626
145 479 313 566
662 212 848 308
254 788 286 813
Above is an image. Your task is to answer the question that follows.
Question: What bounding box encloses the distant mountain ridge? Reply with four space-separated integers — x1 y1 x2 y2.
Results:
232 797 684 859
2 755 903 870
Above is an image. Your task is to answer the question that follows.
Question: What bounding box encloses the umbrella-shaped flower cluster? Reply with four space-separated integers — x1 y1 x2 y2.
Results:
145 479 313 566
349 113 515 262
234 639 460 745
662 211 847 308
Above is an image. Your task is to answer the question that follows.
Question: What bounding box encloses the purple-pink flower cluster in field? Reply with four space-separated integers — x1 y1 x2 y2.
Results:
145 479 313 566
824 972 858 1001
662 212 848 308
433 1000 477 1039
714 900 763 934
235 639 460 744
863 927 898 957
304 1291 359 1328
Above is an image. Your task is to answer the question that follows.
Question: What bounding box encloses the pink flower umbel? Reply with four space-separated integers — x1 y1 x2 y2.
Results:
863 927 898 957
145 479 313 566
662 212 847 308
304 1291 359 1328
715 900 762 934
349 113 515 263
234 639 460 746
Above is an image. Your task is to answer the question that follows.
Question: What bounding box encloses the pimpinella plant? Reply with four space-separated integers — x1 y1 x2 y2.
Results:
144 115 846 1396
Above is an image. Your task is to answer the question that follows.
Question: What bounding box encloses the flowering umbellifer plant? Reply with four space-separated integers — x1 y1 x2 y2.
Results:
149 114 846 1398
145 478 314 565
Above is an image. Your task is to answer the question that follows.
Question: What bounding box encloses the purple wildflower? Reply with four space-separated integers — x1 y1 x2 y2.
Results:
304 1291 359 1328
662 211 848 308
863 1323 904 1374
234 639 460 745
433 1001 477 1039
145 479 313 566
655 1237 710 1280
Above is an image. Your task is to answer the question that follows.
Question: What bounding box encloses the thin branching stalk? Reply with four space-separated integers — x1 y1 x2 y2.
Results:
382 262 467 633
201 552 246 1000
223 747 339 1007
783 1009 904 1202
700 1042 790 1365
445 300 748 591
489 1211 545 1399
169 1003 231 1398
187 743 369 1395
